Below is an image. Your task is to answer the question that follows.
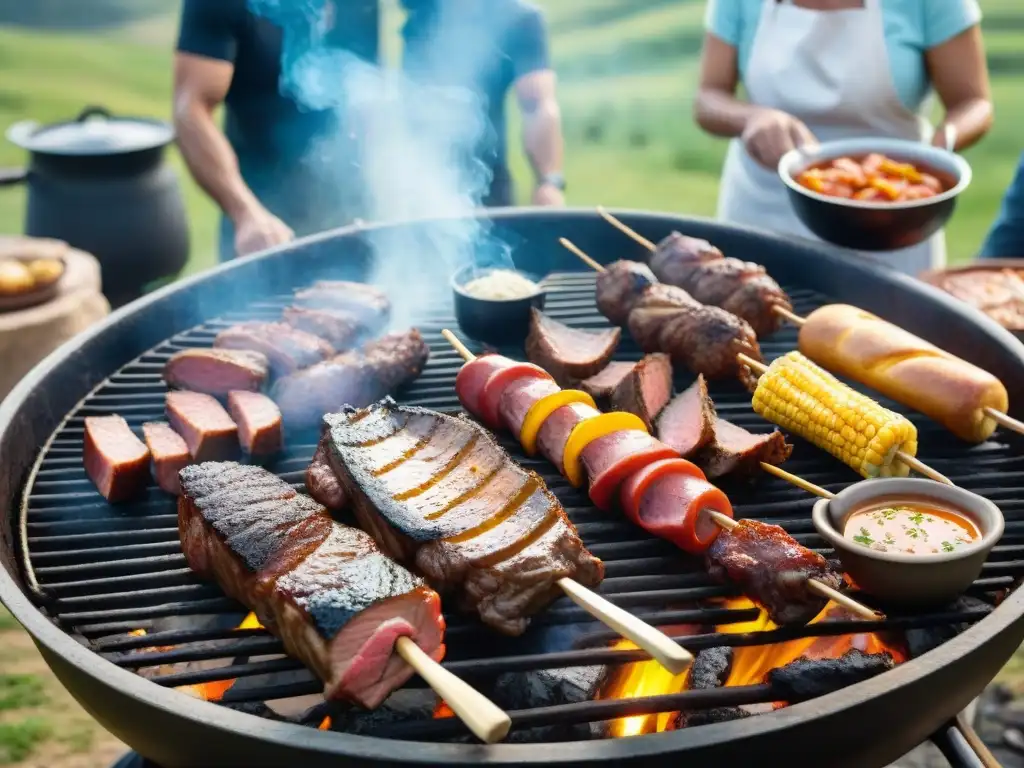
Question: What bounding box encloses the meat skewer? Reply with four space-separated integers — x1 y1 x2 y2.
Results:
441 330 881 624
564 239 951 486
598 208 1024 443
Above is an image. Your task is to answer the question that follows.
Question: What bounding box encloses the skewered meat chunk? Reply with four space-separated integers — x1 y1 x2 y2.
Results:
525 308 621 385
83 415 151 502
293 280 391 333
706 519 842 626
282 306 363 351
142 421 191 495
609 352 672 431
580 361 635 402
656 375 716 457
767 649 895 701
214 321 335 376
595 260 658 326
227 390 283 457
166 391 239 462
178 462 445 709
307 436 347 509
694 420 792 479
651 232 792 337
163 348 269 395
322 398 604 635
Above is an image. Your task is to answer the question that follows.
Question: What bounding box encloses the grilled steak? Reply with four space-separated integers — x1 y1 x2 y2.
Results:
83 415 151 502
163 348 269 395
293 280 391 333
656 374 716 457
272 329 429 427
283 306 363 350
322 398 604 635
580 361 635 402
214 322 335 376
595 260 658 326
609 353 672 431
227 390 283 457
307 435 347 509
166 391 239 462
525 308 621 385
767 649 895 702
142 421 191 495
178 462 445 709
706 519 842 626
693 420 792 479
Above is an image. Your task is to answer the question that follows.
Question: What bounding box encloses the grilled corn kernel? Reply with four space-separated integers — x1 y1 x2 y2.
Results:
751 352 917 478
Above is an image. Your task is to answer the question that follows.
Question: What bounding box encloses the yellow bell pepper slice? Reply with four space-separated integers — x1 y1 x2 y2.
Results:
519 389 597 456
562 412 649 488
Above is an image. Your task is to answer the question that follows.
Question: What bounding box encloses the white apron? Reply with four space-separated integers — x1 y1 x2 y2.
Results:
716 0 945 275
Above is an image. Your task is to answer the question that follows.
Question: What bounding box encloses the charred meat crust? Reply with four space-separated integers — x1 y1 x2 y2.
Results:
609 353 673 431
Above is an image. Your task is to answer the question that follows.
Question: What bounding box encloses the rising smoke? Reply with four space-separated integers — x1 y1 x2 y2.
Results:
247 0 515 330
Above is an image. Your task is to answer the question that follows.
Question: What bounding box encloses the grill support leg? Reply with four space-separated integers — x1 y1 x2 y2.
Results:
931 714 1002 768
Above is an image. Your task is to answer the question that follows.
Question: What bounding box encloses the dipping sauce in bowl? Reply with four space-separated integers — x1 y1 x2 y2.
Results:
843 500 979 556
452 265 546 345
461 269 540 301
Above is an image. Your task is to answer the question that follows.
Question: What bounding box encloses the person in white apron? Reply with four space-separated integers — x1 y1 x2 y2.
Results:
695 0 993 275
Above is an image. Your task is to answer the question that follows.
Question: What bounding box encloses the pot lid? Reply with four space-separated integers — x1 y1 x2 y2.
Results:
6 106 173 156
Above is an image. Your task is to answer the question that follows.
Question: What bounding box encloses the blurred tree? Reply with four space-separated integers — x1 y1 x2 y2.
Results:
0 0 174 29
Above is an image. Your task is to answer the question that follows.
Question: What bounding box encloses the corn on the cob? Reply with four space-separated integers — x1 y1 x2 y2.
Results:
751 351 918 478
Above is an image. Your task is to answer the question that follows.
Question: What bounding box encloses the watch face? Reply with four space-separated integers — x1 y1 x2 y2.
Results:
543 174 566 190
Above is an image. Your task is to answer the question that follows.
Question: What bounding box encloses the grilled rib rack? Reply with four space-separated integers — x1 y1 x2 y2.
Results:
3 210 1024 768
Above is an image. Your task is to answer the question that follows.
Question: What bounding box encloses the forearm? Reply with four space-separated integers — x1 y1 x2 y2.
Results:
936 97 993 152
523 99 563 179
694 88 767 139
173 101 260 223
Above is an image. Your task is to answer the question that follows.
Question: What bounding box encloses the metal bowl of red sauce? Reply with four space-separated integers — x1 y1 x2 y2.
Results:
778 137 972 252
812 478 1003 607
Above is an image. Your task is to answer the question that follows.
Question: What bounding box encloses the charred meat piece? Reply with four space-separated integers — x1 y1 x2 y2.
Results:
595 260 658 326
767 649 895 701
166 391 239 462
651 232 792 337
272 329 429 427
580 361 635 402
656 374 716 457
307 435 347 509
282 306 363 351
227 390 283 457
163 348 269 395
323 398 604 636
609 353 672 431
293 280 391 333
688 646 733 690
178 462 445 709
214 322 335 377
693 420 792 480
706 519 842 626
525 308 621 385
142 421 191 495
83 415 151 502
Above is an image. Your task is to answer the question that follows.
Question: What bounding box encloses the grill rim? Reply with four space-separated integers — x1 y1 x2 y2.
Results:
4 207 1024 767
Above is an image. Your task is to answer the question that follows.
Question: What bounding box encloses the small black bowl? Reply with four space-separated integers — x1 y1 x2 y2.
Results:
778 137 972 252
452 265 546 346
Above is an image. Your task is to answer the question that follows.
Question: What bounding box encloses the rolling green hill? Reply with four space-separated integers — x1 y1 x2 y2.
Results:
0 0 1019 281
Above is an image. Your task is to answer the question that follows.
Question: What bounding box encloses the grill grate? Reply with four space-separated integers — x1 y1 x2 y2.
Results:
19 271 1024 740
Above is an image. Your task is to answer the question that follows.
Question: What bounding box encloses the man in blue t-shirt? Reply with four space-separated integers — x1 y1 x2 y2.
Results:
980 154 1024 258
174 0 379 261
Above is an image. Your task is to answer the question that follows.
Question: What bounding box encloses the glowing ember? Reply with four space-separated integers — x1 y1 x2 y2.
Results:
128 628 147 638
433 701 454 719
170 614 267 702
238 612 264 630
319 716 332 730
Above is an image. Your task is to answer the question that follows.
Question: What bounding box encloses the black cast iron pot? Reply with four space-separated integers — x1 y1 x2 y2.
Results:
0 106 190 308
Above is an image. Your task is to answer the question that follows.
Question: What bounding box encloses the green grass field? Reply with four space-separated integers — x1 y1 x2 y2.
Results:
0 0 1020 281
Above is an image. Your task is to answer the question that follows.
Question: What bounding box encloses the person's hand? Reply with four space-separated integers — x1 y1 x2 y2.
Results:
233 207 294 257
532 182 565 207
741 109 817 170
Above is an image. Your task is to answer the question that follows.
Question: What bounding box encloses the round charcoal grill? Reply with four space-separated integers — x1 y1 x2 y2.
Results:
2 210 1024 768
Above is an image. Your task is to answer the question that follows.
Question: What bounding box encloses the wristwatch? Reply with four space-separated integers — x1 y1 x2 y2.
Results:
537 173 566 191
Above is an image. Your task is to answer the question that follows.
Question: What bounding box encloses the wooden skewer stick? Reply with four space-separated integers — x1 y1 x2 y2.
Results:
597 206 657 251
559 237 605 273
440 329 694 676
395 637 510 743
758 462 835 500
706 511 882 621
736 353 953 486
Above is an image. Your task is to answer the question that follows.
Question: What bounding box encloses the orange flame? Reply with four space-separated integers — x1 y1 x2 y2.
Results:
433 701 454 719
319 716 332 730
600 599 905 735
173 612 265 702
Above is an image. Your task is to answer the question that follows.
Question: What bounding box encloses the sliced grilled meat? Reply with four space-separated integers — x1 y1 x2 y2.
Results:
651 232 793 337
282 306 363 351
142 421 191 495
580 361 635 402
163 348 269 395
178 462 445 709
609 353 672 431
307 435 347 509
706 519 842 626
693 420 792 479
227 390 283 457
595 260 658 326
214 321 335 376
83 415 151 502
525 308 621 385
272 329 429 427
767 649 895 701
656 374 716 457
293 280 391 333
323 398 604 635
166 391 239 462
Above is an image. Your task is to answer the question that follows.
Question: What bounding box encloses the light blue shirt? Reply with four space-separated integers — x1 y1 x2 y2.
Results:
705 0 982 112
